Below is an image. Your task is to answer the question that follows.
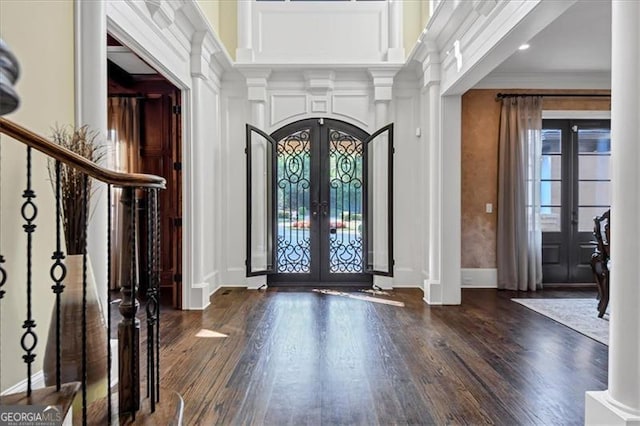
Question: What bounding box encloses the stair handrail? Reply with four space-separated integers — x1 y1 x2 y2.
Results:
0 117 166 189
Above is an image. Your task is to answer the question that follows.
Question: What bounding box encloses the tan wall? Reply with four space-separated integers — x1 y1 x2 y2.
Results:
197 0 221 36
461 89 611 269
403 0 430 57
0 0 75 390
219 0 237 61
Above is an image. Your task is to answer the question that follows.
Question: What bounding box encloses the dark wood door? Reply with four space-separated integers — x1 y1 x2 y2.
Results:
541 119 611 283
139 92 182 307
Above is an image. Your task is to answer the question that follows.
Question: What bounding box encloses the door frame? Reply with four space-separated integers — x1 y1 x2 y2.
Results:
246 117 394 286
268 118 372 286
541 118 611 283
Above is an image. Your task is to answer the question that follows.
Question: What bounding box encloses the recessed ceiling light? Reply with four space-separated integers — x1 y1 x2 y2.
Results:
519 43 530 50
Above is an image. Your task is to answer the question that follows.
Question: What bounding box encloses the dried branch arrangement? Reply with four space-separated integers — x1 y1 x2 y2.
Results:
48 125 105 255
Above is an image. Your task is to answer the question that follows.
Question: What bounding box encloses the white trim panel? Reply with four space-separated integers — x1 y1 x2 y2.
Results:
252 2 388 64
461 268 498 288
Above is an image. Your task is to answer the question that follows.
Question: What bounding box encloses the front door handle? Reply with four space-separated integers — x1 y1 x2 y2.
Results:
320 201 328 216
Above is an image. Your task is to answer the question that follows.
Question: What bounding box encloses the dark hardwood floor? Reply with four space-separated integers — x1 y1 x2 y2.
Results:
155 288 607 425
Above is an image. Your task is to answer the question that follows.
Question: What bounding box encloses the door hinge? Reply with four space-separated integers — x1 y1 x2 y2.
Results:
173 217 182 227
172 105 181 115
244 147 248 154
572 125 578 132
174 273 182 282
173 162 182 171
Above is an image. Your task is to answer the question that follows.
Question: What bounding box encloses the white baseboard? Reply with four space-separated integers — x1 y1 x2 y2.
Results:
586 390 640 425
461 268 497 288
423 279 442 305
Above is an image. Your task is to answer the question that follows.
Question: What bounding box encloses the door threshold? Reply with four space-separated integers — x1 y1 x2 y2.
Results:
267 282 373 289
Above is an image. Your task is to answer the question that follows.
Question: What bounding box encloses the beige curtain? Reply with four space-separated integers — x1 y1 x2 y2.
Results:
108 98 140 173
107 97 140 290
497 96 543 291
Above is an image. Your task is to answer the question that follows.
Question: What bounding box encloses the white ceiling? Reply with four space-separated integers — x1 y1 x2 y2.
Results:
490 0 611 74
107 46 157 75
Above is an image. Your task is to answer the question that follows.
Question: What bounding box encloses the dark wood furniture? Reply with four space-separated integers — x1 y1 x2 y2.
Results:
590 210 610 317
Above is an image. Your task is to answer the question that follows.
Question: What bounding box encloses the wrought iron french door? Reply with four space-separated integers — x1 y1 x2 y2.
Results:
246 118 393 285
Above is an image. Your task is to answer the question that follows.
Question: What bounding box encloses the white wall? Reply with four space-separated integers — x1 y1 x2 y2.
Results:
220 79 249 285
219 67 424 288
392 78 424 286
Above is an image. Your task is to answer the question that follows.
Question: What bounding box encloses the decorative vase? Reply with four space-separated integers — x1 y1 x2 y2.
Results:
43 254 109 402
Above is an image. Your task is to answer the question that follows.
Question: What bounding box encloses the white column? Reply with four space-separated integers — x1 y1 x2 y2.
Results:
440 95 461 305
585 1 640 423
387 0 405 62
75 0 108 312
236 0 253 62
245 71 270 289
422 46 443 304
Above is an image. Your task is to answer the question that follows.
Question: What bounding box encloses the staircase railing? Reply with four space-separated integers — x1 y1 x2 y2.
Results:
0 40 167 424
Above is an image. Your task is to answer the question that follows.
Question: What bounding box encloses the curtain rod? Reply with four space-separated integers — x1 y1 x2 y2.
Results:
496 93 610 99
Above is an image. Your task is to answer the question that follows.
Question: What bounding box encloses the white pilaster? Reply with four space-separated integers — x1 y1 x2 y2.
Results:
236 0 253 62
244 70 270 289
369 69 397 289
586 1 640 423
422 45 443 305
75 0 108 312
185 32 216 310
387 0 405 62
440 95 461 305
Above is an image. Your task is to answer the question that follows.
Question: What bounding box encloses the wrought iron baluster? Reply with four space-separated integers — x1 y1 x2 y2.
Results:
154 188 161 402
107 183 112 423
0 252 5 300
145 188 157 411
49 160 66 392
21 146 38 396
0 140 5 387
81 173 88 425
0 254 5 299
152 188 161 402
131 188 138 421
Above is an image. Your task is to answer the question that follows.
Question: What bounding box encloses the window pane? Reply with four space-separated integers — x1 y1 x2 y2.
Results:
541 207 561 232
579 207 610 232
579 155 611 180
542 129 562 154
579 181 610 206
541 155 561 180
578 128 611 153
541 181 561 206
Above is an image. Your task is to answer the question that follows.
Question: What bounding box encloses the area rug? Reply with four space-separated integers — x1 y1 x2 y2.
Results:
511 298 609 345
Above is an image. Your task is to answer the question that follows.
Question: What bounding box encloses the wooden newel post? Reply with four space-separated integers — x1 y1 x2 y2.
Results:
118 187 140 415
